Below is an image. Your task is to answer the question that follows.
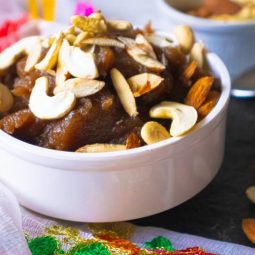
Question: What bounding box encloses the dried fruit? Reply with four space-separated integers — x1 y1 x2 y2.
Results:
62 40 98 79
82 37 125 48
29 77 76 120
141 121 170 145
54 78 105 98
107 20 133 31
126 133 141 149
0 36 41 73
242 219 255 244
0 83 13 113
185 76 214 110
25 39 43 72
110 68 138 117
35 32 64 71
127 73 164 97
76 144 126 153
150 102 198 137
198 91 220 118
246 186 255 204
191 42 207 69
70 15 107 34
174 25 195 53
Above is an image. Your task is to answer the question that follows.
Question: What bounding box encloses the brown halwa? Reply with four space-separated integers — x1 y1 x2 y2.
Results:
0 13 220 152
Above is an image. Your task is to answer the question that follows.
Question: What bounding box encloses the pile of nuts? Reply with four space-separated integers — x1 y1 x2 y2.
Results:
0 13 220 152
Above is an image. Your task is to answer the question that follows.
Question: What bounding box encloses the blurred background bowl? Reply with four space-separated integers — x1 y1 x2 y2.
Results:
158 0 255 81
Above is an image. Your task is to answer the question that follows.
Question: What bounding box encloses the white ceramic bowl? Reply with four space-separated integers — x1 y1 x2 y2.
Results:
0 52 230 222
158 0 255 81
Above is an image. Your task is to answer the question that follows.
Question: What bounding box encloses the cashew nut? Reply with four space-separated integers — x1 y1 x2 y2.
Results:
141 121 170 145
150 101 198 137
29 77 76 120
25 39 43 72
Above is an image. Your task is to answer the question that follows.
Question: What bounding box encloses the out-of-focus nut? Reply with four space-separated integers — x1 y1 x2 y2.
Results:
141 121 170 145
242 219 255 245
107 20 133 31
35 32 64 71
29 77 76 120
41 36 54 48
63 40 98 79
74 31 94 46
185 76 214 110
54 78 105 98
246 186 255 204
0 36 41 73
127 73 164 97
82 37 125 48
70 15 107 34
174 25 195 53
25 39 43 72
0 83 13 113
198 91 220 118
150 101 198 137
135 34 157 59
190 42 207 69
65 34 76 45
64 25 76 35
110 68 138 117
76 144 126 153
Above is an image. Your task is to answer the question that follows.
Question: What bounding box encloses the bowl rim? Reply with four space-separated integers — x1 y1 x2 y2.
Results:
0 51 231 161
157 0 255 30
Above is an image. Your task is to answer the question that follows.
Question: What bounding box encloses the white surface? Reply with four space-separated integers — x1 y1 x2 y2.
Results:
0 51 231 222
158 0 255 81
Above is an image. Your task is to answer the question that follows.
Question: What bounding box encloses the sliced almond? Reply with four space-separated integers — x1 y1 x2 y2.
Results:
76 144 126 153
127 47 165 72
82 37 125 48
41 36 55 48
54 78 105 98
141 121 170 145
0 83 13 113
246 186 255 204
146 33 174 48
29 77 76 120
74 31 94 47
0 36 41 73
110 68 138 117
190 42 207 69
70 15 107 34
25 39 43 72
63 40 98 79
242 219 255 244
174 25 195 53
118 36 136 48
35 32 64 71
107 20 133 31
64 25 76 35
55 39 70 87
150 101 198 137
185 76 214 110
135 34 157 59
127 73 164 97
